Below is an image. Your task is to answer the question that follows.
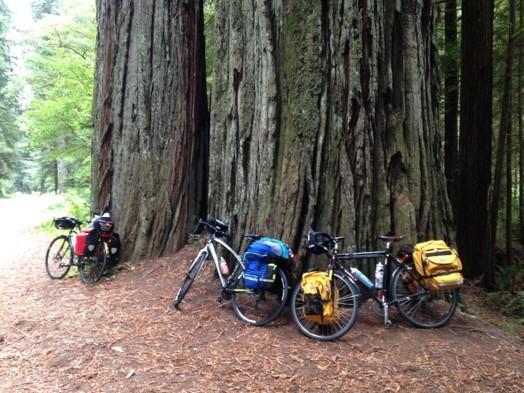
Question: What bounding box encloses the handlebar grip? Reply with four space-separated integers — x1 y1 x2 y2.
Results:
192 219 204 235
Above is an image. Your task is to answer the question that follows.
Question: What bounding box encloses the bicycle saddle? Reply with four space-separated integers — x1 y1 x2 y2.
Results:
378 235 405 242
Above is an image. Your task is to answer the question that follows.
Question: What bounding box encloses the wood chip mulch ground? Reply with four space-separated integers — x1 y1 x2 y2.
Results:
1 231 523 393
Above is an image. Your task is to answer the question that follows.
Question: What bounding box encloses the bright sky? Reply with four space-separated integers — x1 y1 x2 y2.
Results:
5 0 33 31
4 0 33 105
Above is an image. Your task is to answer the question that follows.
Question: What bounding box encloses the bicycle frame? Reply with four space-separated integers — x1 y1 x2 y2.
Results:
199 234 244 288
333 242 406 326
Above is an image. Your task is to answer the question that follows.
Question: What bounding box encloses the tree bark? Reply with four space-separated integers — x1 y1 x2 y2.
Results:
91 0 209 260
519 0 524 246
492 0 515 268
444 0 458 211
210 0 453 258
457 0 494 282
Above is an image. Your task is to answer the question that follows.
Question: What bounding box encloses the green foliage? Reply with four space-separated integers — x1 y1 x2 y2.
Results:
40 190 90 233
0 0 22 196
31 0 59 21
486 290 524 320
485 263 524 323
23 1 95 194
494 262 524 292
63 188 91 221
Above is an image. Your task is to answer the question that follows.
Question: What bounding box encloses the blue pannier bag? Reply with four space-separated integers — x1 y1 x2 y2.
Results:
243 262 277 290
242 237 291 290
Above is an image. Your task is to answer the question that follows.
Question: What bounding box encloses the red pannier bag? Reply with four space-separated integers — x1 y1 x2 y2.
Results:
74 231 88 256
74 228 97 256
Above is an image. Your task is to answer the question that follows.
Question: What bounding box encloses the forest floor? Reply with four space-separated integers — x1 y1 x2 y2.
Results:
0 195 523 392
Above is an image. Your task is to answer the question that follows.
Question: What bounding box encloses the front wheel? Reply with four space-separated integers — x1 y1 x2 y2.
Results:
173 252 207 309
79 242 107 284
230 266 288 326
291 271 359 341
391 263 458 328
45 235 73 279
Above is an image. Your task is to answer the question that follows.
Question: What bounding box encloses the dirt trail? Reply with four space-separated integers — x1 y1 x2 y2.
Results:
0 195 523 392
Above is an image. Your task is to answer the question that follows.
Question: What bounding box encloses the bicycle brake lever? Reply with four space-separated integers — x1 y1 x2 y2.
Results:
243 233 262 240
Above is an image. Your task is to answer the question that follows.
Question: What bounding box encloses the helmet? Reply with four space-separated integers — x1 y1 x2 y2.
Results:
92 216 114 232
305 231 335 255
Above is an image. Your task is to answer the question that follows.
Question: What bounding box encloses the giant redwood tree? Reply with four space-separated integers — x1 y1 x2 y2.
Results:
91 0 455 265
91 0 209 260
209 0 453 254
457 0 494 280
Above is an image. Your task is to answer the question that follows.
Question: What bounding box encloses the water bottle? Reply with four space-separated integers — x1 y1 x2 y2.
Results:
351 267 374 289
375 262 384 289
219 257 229 276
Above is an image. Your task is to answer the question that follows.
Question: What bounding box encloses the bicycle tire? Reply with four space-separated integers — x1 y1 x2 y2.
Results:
173 252 207 309
45 235 73 279
391 263 458 328
290 271 359 341
230 265 288 326
79 242 107 284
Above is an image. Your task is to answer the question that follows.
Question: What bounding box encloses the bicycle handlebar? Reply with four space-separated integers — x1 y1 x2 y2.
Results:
193 218 231 239
242 233 263 241
306 229 405 256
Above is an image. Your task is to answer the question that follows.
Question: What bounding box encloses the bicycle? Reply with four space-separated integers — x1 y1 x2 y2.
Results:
173 218 291 326
290 230 459 341
45 216 108 284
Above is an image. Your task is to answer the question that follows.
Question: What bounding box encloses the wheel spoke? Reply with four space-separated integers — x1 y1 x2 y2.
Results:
290 271 359 341
230 266 288 326
393 264 458 328
45 236 72 279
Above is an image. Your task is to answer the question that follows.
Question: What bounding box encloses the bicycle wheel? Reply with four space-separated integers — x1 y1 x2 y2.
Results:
45 235 72 279
230 266 288 326
173 252 207 309
391 263 458 328
79 242 107 284
291 271 359 341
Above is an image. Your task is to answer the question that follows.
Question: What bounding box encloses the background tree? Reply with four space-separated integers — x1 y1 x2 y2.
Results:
91 0 209 260
23 1 95 195
456 0 494 282
0 0 21 197
31 0 58 21
209 0 453 258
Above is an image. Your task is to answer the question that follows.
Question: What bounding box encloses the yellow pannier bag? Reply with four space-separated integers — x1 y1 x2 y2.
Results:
412 240 464 291
301 271 340 325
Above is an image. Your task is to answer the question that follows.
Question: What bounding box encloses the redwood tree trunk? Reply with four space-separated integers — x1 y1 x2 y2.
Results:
91 0 209 260
492 0 515 268
444 0 458 211
457 0 494 281
210 1 453 256
520 0 524 246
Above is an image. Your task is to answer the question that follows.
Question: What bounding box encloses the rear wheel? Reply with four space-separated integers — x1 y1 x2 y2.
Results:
45 235 72 279
79 242 107 284
230 266 288 326
291 271 359 341
392 263 458 328
173 252 207 309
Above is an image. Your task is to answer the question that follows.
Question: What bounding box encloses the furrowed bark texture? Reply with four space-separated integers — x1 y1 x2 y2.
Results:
457 0 493 279
444 0 458 212
210 0 453 255
92 0 209 260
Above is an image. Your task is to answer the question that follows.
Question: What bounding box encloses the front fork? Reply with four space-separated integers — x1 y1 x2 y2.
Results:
379 254 392 326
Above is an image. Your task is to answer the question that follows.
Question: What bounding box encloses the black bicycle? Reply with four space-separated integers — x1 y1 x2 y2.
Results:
290 230 459 340
45 216 108 284
173 218 291 326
